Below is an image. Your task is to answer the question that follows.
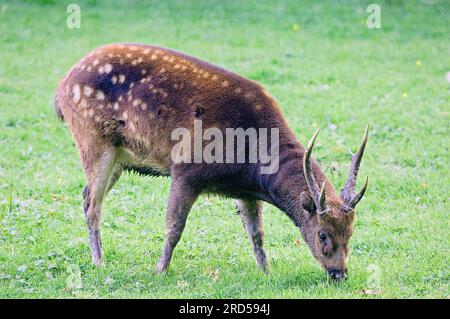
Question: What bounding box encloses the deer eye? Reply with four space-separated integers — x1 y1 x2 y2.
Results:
318 231 327 242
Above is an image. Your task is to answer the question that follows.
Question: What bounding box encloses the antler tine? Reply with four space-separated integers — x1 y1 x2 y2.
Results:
303 129 321 203
349 176 368 208
303 128 328 213
341 125 370 207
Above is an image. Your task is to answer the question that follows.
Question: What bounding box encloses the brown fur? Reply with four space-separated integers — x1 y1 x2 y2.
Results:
55 43 364 278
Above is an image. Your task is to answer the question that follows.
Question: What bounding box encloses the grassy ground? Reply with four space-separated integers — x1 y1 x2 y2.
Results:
0 0 449 298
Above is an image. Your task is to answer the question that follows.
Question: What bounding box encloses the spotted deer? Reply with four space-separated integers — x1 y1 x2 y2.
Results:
55 43 369 280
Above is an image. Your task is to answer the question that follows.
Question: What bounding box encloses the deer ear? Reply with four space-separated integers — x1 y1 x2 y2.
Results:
300 191 315 213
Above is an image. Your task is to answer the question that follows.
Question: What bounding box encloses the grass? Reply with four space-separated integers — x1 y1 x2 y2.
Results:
0 0 449 298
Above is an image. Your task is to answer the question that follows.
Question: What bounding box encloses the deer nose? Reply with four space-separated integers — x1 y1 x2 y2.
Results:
327 268 347 281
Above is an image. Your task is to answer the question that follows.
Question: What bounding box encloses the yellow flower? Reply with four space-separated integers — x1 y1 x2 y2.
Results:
292 23 300 32
416 60 422 67
402 92 408 98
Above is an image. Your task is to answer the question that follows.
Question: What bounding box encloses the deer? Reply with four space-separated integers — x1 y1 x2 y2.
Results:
55 43 369 281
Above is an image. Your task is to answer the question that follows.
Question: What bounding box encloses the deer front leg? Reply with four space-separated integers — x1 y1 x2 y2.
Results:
156 178 199 274
236 199 268 272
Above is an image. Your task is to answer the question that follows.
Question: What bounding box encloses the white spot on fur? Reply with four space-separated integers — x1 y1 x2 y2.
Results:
113 102 119 110
104 63 113 74
111 76 118 84
122 112 128 120
83 85 93 97
132 99 142 106
118 74 126 84
95 90 105 101
143 48 150 54
88 109 94 117
221 80 229 87
140 102 147 111
93 59 99 66
150 54 157 60
245 92 255 99
72 85 81 103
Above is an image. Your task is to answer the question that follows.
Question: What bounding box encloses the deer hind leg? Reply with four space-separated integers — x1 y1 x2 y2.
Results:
81 145 118 266
236 199 268 272
156 177 199 274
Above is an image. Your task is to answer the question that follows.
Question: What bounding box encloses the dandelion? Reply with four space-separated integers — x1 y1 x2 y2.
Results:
402 92 408 98
415 60 422 67
292 23 300 32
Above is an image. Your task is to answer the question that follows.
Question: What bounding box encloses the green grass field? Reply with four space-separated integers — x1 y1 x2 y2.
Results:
0 0 449 298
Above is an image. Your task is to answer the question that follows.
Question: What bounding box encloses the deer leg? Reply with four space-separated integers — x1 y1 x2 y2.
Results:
236 199 268 272
105 165 122 195
156 178 199 274
81 147 118 266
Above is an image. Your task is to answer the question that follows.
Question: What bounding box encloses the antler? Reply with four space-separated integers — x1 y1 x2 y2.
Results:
340 125 370 211
303 129 329 214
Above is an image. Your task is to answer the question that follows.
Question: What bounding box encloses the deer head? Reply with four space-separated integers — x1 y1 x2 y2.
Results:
300 125 369 281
